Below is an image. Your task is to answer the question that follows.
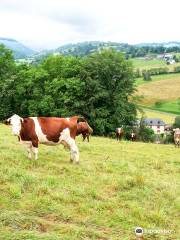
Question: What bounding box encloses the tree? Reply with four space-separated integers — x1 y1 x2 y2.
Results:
0 44 16 119
138 116 155 142
173 116 180 128
78 49 137 135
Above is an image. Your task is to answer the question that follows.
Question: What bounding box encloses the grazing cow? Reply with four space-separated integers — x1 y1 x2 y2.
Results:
173 128 180 147
4 114 86 163
116 127 124 141
130 132 137 141
76 122 93 142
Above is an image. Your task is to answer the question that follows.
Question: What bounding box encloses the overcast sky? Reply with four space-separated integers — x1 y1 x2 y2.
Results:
0 0 180 50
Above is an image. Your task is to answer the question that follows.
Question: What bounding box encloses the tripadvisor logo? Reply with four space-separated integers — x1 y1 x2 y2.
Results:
135 227 144 238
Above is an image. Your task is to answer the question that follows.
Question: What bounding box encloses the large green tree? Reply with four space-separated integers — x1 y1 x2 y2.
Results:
79 49 137 135
0 44 16 119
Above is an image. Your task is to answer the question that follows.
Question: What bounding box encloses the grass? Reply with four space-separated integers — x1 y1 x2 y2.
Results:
135 75 180 111
138 109 176 124
132 58 166 70
150 100 180 115
0 124 180 240
135 72 180 86
132 57 180 71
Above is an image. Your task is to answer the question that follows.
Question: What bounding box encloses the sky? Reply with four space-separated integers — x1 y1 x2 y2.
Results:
0 0 180 50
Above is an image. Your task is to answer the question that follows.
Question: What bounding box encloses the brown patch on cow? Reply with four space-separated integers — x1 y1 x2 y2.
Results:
37 116 79 142
20 118 38 147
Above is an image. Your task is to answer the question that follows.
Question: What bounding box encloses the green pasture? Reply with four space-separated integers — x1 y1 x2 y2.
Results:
0 124 179 240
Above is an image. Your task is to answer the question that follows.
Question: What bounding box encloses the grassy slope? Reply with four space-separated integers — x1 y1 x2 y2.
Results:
138 109 176 124
148 100 180 115
135 72 180 86
0 124 179 240
135 74 180 114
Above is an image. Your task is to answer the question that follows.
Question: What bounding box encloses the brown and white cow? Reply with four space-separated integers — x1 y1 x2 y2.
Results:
130 132 137 141
4 114 85 163
116 127 124 141
76 122 93 142
173 128 180 147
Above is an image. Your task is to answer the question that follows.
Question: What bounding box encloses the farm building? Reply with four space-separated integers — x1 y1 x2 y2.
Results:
143 118 165 134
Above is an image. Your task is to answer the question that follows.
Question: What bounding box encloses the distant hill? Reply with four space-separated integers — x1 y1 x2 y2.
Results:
55 41 130 56
0 37 35 59
34 41 180 60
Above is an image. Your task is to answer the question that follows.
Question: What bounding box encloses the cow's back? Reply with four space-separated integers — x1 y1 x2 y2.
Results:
32 117 78 143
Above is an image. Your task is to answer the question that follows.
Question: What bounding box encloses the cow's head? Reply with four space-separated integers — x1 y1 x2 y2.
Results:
4 114 23 136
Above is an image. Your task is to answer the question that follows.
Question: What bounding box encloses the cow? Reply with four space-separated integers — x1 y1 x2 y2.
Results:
4 114 86 163
130 132 137 141
173 128 180 147
76 122 93 142
116 127 124 141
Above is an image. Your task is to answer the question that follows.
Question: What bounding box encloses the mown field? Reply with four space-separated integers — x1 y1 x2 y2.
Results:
135 73 180 114
0 124 179 240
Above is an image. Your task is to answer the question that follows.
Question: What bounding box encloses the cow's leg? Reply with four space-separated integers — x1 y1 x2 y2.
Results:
27 143 32 159
82 134 86 142
19 140 33 159
87 134 89 142
32 140 38 160
60 129 79 163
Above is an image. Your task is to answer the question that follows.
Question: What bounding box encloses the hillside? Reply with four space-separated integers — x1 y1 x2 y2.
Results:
135 73 180 114
138 108 176 124
35 40 180 59
0 124 179 240
0 38 35 59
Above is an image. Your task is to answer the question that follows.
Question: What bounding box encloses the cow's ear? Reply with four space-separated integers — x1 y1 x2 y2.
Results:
20 118 24 124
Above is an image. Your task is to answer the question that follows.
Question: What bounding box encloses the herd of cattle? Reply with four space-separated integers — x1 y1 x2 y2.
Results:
3 114 180 163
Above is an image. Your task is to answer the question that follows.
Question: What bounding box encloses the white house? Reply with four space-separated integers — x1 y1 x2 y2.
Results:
143 118 165 134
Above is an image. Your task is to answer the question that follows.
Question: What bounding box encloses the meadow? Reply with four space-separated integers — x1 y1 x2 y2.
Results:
135 74 180 114
0 124 179 240
135 72 180 86
132 57 180 71
138 109 176 124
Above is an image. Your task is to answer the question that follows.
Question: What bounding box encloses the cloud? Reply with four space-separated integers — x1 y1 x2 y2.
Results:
0 0 180 49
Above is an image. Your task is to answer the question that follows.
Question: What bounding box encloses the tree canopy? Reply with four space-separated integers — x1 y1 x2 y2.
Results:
0 46 137 135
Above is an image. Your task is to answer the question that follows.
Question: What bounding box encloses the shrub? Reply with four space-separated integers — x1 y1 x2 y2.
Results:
142 71 151 81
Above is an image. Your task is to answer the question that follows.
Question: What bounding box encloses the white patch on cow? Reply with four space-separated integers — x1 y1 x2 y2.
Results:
59 128 79 163
66 117 70 121
31 117 49 143
117 128 121 134
7 114 23 136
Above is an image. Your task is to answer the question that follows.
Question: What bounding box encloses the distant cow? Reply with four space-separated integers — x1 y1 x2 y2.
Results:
76 122 93 142
173 128 180 147
116 127 124 141
130 132 137 141
4 114 86 163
